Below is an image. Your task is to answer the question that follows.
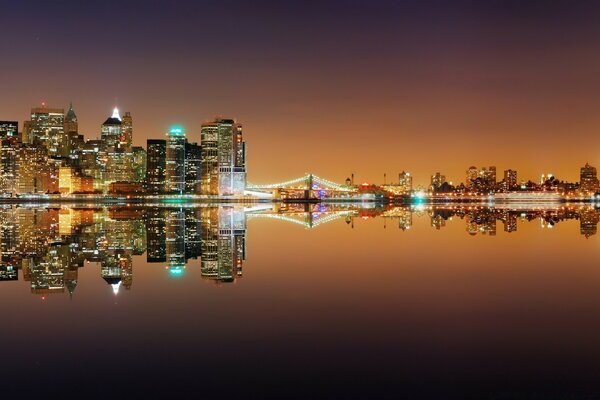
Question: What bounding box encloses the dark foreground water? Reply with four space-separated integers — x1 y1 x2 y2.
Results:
2 203 600 399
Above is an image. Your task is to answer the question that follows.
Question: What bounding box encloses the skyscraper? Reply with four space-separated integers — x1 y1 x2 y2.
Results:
398 171 412 193
200 118 246 196
165 128 186 194
16 145 51 194
120 112 133 150
466 166 478 187
504 169 517 190
132 146 147 183
430 172 446 191
580 163 599 193
102 108 134 185
101 108 122 148
23 106 64 155
184 141 201 194
146 139 166 194
64 103 78 135
0 121 19 141
0 138 18 196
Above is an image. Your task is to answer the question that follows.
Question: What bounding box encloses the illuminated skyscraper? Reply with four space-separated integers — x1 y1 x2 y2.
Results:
102 108 133 185
503 169 517 191
16 145 51 194
0 138 18 196
146 139 166 194
580 163 599 193
121 112 133 150
165 128 186 194
430 172 446 191
398 171 412 193
184 141 201 194
466 166 478 187
23 106 64 155
200 118 246 196
0 121 19 141
132 146 147 183
101 108 122 148
64 103 78 135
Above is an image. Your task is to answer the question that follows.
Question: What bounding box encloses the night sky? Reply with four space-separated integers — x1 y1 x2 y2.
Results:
3 0 600 186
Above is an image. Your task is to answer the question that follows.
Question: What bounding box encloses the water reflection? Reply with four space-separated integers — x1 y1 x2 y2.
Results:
1 203 599 295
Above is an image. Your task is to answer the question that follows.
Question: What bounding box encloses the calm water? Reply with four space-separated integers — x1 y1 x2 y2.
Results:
2 203 600 398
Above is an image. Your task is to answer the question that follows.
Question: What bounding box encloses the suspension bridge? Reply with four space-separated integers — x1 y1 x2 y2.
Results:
246 173 355 200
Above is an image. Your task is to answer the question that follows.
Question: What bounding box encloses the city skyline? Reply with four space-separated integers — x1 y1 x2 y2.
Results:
4 101 600 197
4 1 600 185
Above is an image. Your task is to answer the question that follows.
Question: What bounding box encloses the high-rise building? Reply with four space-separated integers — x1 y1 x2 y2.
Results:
146 139 166 194
64 103 78 135
504 169 517 190
0 121 19 141
16 145 51 194
0 138 18 196
120 112 133 150
200 118 246 196
165 128 186 194
580 163 599 193
430 172 446 191
80 139 105 192
398 171 412 193
466 166 478 187
102 108 133 185
132 146 147 183
23 106 65 155
184 141 201 194
101 108 122 148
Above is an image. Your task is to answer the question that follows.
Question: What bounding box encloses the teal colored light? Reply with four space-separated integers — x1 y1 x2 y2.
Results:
168 126 185 136
168 267 184 276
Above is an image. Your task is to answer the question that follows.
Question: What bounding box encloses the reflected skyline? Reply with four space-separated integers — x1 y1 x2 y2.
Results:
2 203 600 296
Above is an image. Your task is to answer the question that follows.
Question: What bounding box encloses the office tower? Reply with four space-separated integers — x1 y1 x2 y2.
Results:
200 118 246 196
430 172 446 191
102 108 133 184
0 121 19 141
23 106 65 155
64 103 78 134
120 112 133 150
132 146 147 182
146 139 166 194
16 145 51 194
580 163 599 193
0 138 18 196
80 139 105 192
165 128 186 194
466 166 478 187
504 169 517 190
101 108 122 148
480 166 496 189
105 147 133 183
398 171 412 193
185 141 201 194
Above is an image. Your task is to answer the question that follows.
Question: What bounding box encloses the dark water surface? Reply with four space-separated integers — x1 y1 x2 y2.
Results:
2 203 600 398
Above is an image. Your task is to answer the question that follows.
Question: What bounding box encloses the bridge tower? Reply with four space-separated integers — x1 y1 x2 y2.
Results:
304 174 314 200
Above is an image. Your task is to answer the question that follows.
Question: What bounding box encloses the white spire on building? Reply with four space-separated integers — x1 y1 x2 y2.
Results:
112 107 121 120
